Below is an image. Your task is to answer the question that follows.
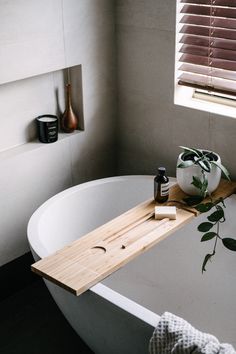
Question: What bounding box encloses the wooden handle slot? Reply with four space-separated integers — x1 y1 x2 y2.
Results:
91 246 107 254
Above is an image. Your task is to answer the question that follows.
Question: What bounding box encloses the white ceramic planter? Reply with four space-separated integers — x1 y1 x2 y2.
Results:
176 150 221 195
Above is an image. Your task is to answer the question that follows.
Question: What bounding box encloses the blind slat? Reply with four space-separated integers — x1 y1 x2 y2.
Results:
181 5 236 19
181 15 236 30
181 0 236 6
177 0 236 96
178 73 236 96
180 25 236 40
180 54 236 71
179 63 236 81
180 44 236 61
180 35 236 51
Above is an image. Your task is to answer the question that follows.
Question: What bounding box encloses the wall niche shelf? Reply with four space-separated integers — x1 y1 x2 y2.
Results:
0 131 83 162
0 64 84 154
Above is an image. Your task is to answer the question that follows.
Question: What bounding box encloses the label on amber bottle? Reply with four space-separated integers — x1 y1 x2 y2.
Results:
160 182 169 196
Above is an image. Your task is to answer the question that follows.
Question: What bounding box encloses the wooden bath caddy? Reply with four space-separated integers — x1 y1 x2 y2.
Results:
32 180 236 296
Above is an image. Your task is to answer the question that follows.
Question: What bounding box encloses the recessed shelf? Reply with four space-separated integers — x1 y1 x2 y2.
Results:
0 64 84 153
0 130 82 162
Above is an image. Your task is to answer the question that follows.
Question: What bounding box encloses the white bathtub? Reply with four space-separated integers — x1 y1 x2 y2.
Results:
27 176 236 353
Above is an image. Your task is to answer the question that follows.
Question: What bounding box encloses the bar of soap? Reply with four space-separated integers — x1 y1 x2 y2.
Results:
155 206 177 220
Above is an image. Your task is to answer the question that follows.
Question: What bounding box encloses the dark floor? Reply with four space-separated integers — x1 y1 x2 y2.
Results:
0 279 94 354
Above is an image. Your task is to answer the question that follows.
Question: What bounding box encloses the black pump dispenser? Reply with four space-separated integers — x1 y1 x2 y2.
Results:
154 167 169 203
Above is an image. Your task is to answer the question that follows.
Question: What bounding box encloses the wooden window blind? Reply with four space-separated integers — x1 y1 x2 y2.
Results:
177 0 236 97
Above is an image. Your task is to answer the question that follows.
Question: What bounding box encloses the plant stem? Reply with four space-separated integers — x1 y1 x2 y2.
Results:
213 226 219 253
216 217 222 240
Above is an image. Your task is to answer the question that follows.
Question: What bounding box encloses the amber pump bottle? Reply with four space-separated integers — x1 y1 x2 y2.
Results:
154 167 169 203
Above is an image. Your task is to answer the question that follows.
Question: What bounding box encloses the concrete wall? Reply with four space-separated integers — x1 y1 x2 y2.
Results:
115 0 236 180
2 0 236 267
0 0 117 266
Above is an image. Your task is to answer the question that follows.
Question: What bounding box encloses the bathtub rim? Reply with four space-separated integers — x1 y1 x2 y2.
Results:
27 175 161 259
28 175 176 328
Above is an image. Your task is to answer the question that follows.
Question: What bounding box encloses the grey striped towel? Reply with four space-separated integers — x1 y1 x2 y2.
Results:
149 312 235 354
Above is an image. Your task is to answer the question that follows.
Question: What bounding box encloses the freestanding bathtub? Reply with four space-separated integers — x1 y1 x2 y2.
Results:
27 176 236 354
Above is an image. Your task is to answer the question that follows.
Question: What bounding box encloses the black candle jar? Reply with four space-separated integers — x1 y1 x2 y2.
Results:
36 115 58 143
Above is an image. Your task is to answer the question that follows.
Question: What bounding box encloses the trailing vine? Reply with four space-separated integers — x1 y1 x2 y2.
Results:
178 147 236 272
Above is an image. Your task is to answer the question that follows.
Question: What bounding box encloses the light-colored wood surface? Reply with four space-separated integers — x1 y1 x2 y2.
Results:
32 180 236 296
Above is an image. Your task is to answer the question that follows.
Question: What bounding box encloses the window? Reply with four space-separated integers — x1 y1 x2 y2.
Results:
175 0 236 117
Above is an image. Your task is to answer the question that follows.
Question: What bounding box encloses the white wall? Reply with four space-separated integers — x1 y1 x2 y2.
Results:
0 0 117 266
115 0 236 180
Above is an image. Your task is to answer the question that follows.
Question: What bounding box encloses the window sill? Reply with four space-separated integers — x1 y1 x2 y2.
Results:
174 84 236 119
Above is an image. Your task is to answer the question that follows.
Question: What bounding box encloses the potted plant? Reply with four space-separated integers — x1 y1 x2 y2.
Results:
176 146 236 272
176 147 229 196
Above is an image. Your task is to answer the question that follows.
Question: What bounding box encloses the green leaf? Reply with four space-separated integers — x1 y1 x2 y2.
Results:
202 253 215 273
222 238 236 251
201 232 217 242
207 209 224 222
177 161 195 168
183 195 204 206
211 161 231 180
195 203 214 213
198 222 214 232
182 151 195 160
179 146 201 157
201 177 208 197
196 159 211 173
191 176 203 190
202 151 214 159
214 198 226 209
203 158 212 172
202 176 208 190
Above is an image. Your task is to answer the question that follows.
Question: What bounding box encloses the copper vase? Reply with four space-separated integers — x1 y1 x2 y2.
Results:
61 83 79 133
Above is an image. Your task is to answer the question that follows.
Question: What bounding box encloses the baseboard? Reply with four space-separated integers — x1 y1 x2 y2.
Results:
0 252 39 302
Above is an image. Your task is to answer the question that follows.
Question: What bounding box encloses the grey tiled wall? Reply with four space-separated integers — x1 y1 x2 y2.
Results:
115 0 236 180
0 0 117 266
